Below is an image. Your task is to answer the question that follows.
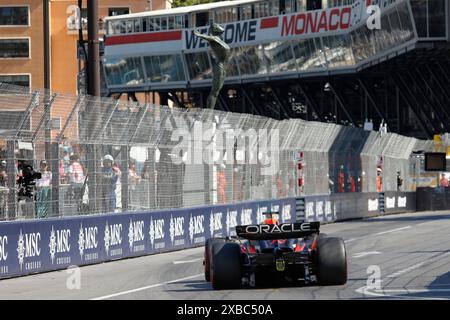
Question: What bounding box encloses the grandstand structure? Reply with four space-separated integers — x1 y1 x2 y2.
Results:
102 0 450 139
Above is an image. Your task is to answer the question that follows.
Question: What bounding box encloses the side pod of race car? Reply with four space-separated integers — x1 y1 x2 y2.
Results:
204 221 347 290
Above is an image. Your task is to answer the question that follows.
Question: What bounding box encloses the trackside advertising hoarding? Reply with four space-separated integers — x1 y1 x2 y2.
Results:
299 192 416 222
0 197 295 279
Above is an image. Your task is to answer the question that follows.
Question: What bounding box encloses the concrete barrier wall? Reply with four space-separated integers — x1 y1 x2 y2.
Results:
297 192 416 222
416 187 450 211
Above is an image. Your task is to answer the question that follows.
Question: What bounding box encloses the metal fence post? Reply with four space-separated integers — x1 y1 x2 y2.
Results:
50 141 60 217
86 143 100 214
6 140 16 220
120 145 129 211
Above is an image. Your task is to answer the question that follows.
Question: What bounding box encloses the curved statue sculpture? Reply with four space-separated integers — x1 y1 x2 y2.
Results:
192 23 230 110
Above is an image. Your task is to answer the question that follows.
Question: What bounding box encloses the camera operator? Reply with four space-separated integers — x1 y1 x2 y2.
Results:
17 159 42 201
17 160 42 215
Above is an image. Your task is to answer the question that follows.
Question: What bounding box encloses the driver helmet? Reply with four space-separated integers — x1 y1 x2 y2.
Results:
262 211 279 225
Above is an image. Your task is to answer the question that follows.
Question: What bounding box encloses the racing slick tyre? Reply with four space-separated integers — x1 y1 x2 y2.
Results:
204 238 226 282
316 237 347 285
211 242 242 290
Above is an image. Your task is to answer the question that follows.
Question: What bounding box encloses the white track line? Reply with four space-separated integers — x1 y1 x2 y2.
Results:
352 251 381 258
376 226 411 235
173 258 203 264
385 261 426 278
356 286 449 300
91 273 203 300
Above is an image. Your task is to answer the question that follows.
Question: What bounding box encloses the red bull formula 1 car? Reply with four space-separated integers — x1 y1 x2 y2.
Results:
204 220 347 289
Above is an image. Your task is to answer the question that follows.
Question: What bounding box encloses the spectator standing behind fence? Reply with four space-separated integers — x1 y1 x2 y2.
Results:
0 161 7 219
62 150 71 175
376 167 383 192
128 160 140 190
101 155 121 213
217 164 227 203
397 171 403 191
35 160 52 218
349 174 356 192
141 159 153 180
439 173 449 187
338 165 345 193
68 155 86 212
113 161 122 211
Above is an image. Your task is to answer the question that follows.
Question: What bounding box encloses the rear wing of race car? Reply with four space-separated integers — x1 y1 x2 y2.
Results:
235 222 320 240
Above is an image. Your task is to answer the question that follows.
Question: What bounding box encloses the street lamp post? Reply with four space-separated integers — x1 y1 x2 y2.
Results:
87 0 100 97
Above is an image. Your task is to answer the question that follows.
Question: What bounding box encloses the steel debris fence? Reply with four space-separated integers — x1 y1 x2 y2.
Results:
0 82 436 220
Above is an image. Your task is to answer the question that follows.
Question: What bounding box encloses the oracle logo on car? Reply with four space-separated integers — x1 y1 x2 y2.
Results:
245 223 312 234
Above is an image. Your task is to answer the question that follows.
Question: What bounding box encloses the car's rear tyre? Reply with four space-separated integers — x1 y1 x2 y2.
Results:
211 242 242 290
316 237 347 285
204 238 225 282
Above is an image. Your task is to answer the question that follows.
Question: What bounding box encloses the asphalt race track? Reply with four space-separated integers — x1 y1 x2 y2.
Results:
2 210 450 300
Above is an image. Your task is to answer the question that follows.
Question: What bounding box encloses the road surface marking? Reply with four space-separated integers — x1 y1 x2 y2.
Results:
376 226 411 235
352 251 381 258
173 258 203 264
416 219 450 227
90 273 204 300
386 251 450 279
345 227 411 244
356 286 449 300
386 261 426 278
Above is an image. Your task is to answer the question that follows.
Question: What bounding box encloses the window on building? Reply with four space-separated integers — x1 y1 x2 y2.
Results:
241 5 252 20
306 0 322 10
411 0 428 37
428 0 446 37
175 15 183 29
297 0 306 11
134 19 141 32
195 12 209 27
149 17 161 31
0 74 30 87
161 17 168 30
411 0 446 38
168 16 175 30
0 6 28 26
0 38 29 58
126 19 134 33
109 8 130 16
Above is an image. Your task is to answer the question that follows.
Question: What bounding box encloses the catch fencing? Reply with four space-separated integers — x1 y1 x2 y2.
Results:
0 82 435 221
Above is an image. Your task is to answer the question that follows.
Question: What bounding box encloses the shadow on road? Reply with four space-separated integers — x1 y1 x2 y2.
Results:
165 279 345 293
166 280 214 292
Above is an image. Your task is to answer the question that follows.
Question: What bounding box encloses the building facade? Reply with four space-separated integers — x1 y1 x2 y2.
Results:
0 0 171 94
